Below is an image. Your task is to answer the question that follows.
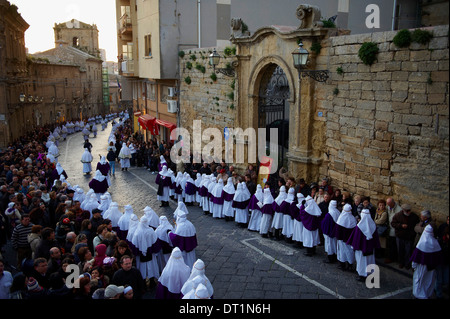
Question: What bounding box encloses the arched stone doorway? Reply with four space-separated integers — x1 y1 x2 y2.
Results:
258 64 290 169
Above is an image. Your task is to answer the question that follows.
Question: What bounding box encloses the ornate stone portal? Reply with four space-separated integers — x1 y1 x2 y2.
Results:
231 4 330 182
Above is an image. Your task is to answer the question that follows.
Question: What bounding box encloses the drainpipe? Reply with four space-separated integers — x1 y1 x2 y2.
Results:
392 0 398 30
198 0 201 48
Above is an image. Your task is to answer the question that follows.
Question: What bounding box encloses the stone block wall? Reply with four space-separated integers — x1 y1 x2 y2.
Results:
179 48 237 154
317 25 449 222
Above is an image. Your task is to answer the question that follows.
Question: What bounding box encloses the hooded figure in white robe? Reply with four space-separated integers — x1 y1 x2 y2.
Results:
73 187 85 203
248 184 264 231
97 194 110 215
91 122 98 137
207 177 217 215
302 195 322 256
222 177 236 221
81 148 93 174
155 247 191 299
83 192 100 218
233 183 250 226
347 208 381 281
200 175 211 213
321 200 340 263
259 188 275 236
89 170 109 201
103 202 122 233
271 185 287 238
131 216 161 280
173 201 189 221
333 203 357 270
169 211 197 269
292 193 306 245
211 178 225 219
82 125 90 140
411 224 443 299
157 166 171 206
194 173 203 205
184 174 197 205
155 216 174 268
181 259 213 298
118 142 131 170
117 205 137 241
281 187 296 241
144 206 160 230
181 275 206 299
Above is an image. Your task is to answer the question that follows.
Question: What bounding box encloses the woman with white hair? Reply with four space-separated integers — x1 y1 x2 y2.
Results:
81 148 93 175
347 208 381 281
333 203 357 271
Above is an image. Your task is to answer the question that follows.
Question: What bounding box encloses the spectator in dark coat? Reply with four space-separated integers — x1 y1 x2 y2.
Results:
390 204 420 269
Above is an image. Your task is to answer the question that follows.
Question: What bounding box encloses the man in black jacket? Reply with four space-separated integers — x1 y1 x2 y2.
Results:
111 255 146 299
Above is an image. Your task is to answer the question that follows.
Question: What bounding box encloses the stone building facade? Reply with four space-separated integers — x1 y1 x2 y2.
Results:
179 6 449 223
54 19 100 58
0 0 29 148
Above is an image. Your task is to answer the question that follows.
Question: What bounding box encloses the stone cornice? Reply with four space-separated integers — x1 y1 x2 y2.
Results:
231 25 330 45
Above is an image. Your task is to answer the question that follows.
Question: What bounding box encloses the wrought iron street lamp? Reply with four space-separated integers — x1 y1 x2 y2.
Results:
209 48 235 77
292 41 329 82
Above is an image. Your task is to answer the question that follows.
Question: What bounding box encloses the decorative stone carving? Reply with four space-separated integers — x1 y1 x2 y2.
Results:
296 4 321 29
231 18 242 31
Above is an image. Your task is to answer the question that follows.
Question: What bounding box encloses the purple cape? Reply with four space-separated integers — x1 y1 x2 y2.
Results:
199 186 208 197
169 232 198 252
96 163 110 175
301 213 321 231
261 203 274 216
280 201 292 216
155 282 182 299
290 203 301 221
321 213 336 237
88 179 108 193
410 248 443 271
346 226 381 255
248 195 261 210
139 239 163 262
332 224 355 242
232 200 249 209
222 191 235 202
185 182 197 195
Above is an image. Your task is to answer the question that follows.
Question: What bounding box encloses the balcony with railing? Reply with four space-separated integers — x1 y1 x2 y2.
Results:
119 13 132 35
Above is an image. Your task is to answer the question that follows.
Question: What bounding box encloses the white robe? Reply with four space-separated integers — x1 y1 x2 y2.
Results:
412 262 437 299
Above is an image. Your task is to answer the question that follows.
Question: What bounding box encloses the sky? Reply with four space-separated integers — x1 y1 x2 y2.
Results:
10 0 118 61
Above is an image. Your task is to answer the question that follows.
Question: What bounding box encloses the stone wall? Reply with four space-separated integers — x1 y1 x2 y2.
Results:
317 25 449 223
179 48 237 156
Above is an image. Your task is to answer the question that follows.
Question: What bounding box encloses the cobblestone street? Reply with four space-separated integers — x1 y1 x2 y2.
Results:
53 121 417 299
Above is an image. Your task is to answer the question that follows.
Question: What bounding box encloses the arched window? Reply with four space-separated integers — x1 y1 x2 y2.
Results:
73 37 79 47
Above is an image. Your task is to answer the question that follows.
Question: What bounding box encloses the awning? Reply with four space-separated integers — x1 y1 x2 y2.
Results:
155 119 177 132
138 114 158 135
